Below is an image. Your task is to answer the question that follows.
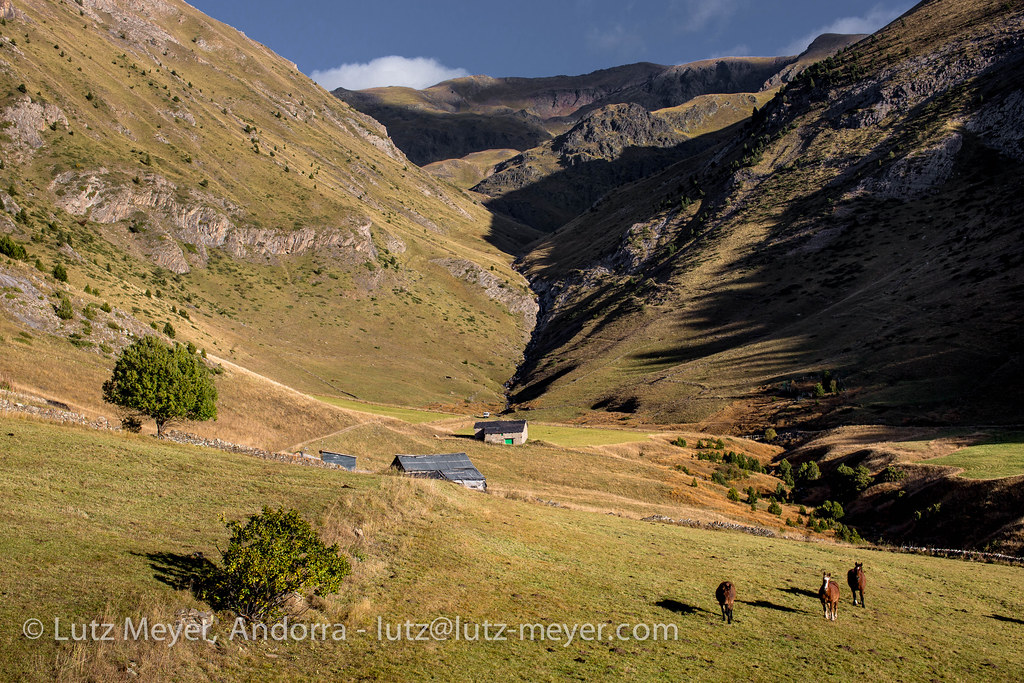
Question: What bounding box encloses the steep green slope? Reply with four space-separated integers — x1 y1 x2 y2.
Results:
0 0 533 410
513 0 1024 428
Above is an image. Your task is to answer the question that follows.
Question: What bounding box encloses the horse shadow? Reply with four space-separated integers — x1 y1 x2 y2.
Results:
987 614 1024 625
780 586 820 599
655 598 708 616
740 599 805 614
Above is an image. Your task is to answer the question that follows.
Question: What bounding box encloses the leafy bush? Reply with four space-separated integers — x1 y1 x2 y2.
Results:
671 436 687 448
834 463 873 501
768 500 783 516
764 427 777 442
715 463 746 482
710 471 728 486
777 459 795 487
163 321 175 338
52 263 68 282
744 486 760 505
796 461 821 486
723 451 763 473
834 522 863 544
0 234 28 260
697 450 722 463
120 415 143 432
881 465 906 482
727 487 740 502
54 295 74 320
815 500 845 520
211 507 351 623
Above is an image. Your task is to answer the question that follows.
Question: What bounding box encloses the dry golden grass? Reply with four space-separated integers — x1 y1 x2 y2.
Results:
0 317 367 451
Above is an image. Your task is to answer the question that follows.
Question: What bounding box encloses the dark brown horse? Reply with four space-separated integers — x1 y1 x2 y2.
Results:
716 581 736 623
847 562 866 607
819 572 840 621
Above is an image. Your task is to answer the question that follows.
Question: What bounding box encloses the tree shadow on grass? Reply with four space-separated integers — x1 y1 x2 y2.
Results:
740 599 805 614
655 598 709 615
987 614 1024 625
134 551 224 608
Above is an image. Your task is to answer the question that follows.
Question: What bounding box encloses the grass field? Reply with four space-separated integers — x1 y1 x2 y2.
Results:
313 395 462 423
924 436 1024 480
2 416 1023 681
452 422 655 447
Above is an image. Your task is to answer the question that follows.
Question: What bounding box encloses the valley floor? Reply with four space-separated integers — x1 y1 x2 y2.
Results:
1 416 1022 681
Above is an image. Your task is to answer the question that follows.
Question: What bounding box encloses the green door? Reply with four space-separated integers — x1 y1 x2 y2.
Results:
504 438 514 445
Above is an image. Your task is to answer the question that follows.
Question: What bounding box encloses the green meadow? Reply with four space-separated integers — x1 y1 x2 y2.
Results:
1 416 1021 681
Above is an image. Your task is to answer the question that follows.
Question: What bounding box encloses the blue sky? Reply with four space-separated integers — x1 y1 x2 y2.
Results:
190 0 916 90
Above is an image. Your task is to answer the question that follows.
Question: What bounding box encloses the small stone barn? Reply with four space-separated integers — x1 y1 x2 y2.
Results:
390 453 486 491
473 420 528 445
319 450 356 470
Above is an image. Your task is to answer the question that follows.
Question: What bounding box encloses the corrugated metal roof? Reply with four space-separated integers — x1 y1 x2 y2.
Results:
319 450 357 470
391 453 485 481
473 420 527 434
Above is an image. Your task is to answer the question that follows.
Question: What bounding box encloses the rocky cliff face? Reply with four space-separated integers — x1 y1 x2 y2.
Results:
432 258 539 331
50 171 376 273
471 102 708 232
552 103 679 162
2 97 69 155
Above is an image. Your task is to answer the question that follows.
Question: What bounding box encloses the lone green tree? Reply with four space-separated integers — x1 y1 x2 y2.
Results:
102 335 217 436
212 507 350 623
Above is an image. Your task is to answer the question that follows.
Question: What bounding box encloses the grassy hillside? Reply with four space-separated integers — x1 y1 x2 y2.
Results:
776 425 1024 555
1 417 1022 681
0 0 532 412
513 0 1024 429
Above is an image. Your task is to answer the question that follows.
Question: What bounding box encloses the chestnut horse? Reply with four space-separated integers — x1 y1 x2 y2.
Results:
848 562 866 607
819 572 840 621
716 581 736 624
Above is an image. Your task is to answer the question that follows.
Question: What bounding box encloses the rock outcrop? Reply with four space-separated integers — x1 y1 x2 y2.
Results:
2 97 69 153
432 257 538 329
50 170 376 272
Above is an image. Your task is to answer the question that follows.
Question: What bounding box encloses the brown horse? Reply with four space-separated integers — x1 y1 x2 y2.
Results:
819 572 840 621
715 581 736 624
847 562 866 608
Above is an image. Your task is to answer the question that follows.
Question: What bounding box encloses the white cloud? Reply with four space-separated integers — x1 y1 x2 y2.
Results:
708 44 751 59
587 24 646 54
780 3 913 56
310 56 469 91
672 0 739 33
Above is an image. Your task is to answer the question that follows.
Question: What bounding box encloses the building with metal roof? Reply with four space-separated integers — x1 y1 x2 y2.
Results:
319 450 357 470
473 420 528 445
390 453 486 491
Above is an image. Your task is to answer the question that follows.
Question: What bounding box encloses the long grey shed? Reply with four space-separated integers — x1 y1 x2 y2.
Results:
319 450 356 470
390 453 486 491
